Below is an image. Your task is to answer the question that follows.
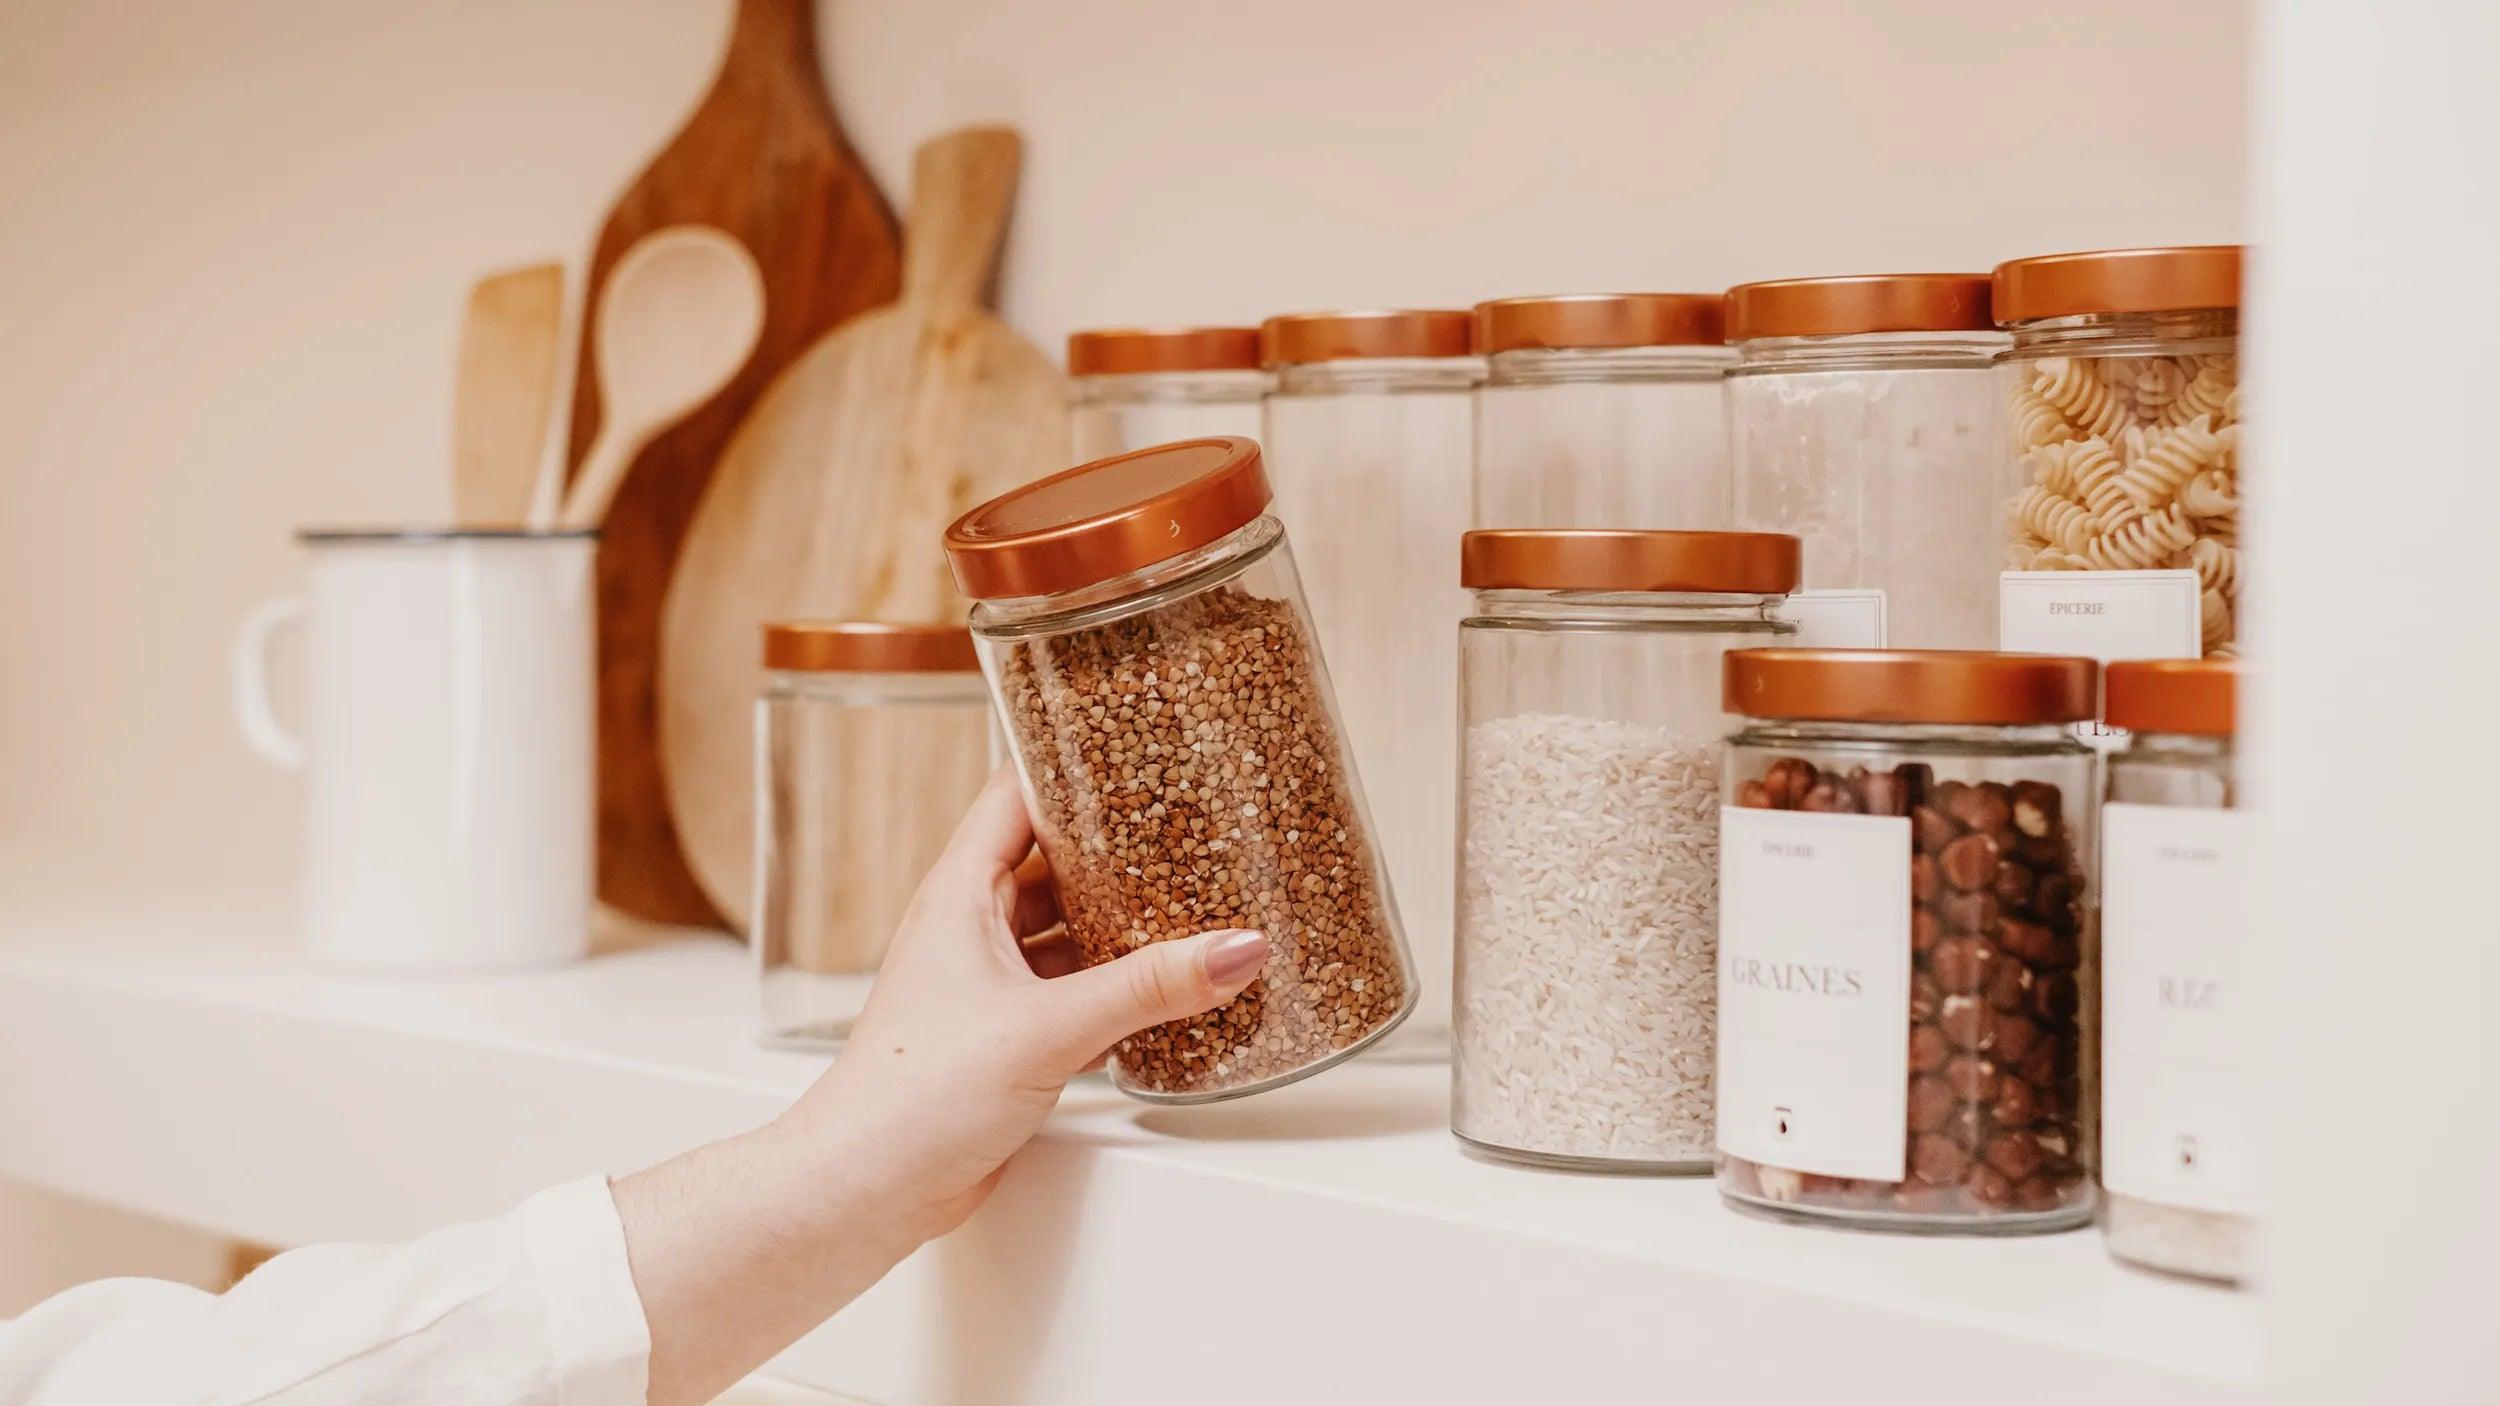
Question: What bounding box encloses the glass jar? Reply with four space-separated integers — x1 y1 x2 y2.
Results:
752 622 992 1049
1454 529 1800 1172
2100 660 2250 1282
1472 293 1732 530
1727 275 2006 650
1716 649 2099 1233
1068 326 1269 461
1994 246 2245 658
1259 308 1478 1044
945 436 1416 1102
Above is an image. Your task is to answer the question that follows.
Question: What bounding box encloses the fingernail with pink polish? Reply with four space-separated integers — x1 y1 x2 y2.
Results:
1204 929 1270 986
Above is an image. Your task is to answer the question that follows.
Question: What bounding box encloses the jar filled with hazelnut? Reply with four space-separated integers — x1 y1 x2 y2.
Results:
2100 659 2250 1282
944 436 1417 1103
1716 649 2098 1234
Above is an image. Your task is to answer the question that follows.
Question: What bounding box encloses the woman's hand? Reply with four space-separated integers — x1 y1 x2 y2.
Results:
615 770 1267 1406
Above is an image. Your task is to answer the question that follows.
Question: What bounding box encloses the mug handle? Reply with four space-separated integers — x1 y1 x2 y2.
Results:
231 596 308 769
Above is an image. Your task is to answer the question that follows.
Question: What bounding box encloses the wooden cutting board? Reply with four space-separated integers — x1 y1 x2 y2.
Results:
659 126 1069 931
562 0 900 928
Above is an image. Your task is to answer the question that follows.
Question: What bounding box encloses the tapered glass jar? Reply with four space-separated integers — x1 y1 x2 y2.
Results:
2100 659 2250 1282
1995 247 2245 658
1259 308 1479 1045
1727 275 2005 650
1455 529 1799 1172
1068 326 1268 461
754 622 991 1049
1472 293 1732 531
1717 650 2099 1234
945 437 1416 1102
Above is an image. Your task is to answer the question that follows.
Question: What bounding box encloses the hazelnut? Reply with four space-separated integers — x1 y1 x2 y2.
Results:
1910 906 1941 955
1983 957 2031 1013
1989 859 2035 910
1939 994 1991 1050
1939 832 2001 891
1939 888 2001 935
2011 781 2062 837
1990 1073 2037 1127
1908 1074 1956 1131
1857 768 1910 817
1942 1104 1988 1151
1763 758 1817 809
1945 783 2013 833
2030 970 2079 1022
1799 779 1857 813
1910 804 1961 855
1928 936 1992 993
1911 854 1939 904
1991 1013 2044 1064
1997 918 2057 964
1984 1130 2044 1181
1911 1133 1973 1185
1736 779 1772 809
1930 780 1971 815
1943 1053 1994 1101
1908 1022 1949 1072
1964 1165 2017 1208
2017 834 2071 871
1910 969 1942 1021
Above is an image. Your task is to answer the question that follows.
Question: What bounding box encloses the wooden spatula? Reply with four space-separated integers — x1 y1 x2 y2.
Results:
658 126 1070 931
450 262 562 526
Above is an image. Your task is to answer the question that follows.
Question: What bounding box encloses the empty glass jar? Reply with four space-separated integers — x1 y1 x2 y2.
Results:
1068 326 1268 460
1727 274 2005 650
1717 649 2099 1234
1455 529 1799 1172
1472 293 1732 531
2100 659 2250 1282
1995 246 2245 658
1259 308 1478 1043
945 436 1417 1102
753 621 992 1048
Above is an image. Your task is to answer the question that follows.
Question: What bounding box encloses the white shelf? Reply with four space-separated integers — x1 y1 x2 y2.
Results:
0 888 2257 1404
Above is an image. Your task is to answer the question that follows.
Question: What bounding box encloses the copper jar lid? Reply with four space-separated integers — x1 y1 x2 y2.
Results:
1067 326 1262 377
1724 274 1993 340
1259 308 1473 367
1473 293 1724 352
2104 658 2238 736
762 621 979 673
1992 245 2244 323
944 436 1272 600
1462 529 1799 595
1725 649 2098 726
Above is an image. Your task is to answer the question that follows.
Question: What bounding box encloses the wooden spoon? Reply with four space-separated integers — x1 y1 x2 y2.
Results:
450 262 563 526
549 226 764 531
658 126 1069 930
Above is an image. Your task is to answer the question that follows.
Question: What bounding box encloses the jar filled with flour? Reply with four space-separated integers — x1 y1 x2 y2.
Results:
1453 528 1800 1171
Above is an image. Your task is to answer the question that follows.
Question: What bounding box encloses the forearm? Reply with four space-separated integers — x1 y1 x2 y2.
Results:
613 1116 923 1406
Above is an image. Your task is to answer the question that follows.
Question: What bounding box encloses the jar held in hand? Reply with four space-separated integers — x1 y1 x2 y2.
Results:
944 437 1416 1102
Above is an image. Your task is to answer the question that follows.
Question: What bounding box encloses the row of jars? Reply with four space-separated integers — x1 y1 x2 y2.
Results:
749 438 2251 1282
1070 242 2246 659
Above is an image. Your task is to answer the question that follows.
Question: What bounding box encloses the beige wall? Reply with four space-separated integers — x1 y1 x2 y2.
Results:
0 0 2246 1301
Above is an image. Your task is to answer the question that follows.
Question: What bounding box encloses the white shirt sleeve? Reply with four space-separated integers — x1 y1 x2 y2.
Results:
0 1176 650 1406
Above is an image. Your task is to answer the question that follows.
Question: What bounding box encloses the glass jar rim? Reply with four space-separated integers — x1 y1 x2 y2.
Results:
2105 658 2239 736
945 437 1270 600
761 620 979 673
1993 245 2243 323
1462 529 1799 595
1067 326 1261 376
1724 273 1992 340
1473 293 1723 352
1725 649 2097 726
1259 308 1473 366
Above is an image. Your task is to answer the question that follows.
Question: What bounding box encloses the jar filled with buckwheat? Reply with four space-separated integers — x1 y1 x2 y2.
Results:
1716 649 2099 1234
944 436 1417 1102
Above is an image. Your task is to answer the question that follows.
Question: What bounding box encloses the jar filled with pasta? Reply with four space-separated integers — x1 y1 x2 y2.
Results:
1726 274 2005 650
1717 649 2099 1234
2100 659 2251 1283
1260 308 1479 1046
1472 293 1732 531
1995 246 2245 659
1068 326 1268 461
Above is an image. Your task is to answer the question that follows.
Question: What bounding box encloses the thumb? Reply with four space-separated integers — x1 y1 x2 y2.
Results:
1036 928 1270 1072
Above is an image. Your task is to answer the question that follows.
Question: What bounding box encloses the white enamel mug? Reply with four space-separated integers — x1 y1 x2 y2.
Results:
232 529 597 969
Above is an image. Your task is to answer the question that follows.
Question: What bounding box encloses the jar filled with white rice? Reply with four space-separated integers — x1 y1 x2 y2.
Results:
1453 528 1801 1172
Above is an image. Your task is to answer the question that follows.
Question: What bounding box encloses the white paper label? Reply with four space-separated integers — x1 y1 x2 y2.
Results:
2101 803 2253 1214
1779 588 1888 649
1998 569 2201 662
1716 807 1912 1180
